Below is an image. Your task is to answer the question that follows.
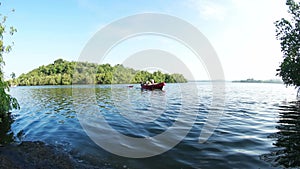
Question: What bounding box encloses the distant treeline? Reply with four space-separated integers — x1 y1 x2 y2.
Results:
232 78 283 84
11 59 187 86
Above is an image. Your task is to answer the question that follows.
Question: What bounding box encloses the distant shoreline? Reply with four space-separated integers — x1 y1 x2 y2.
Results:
188 80 283 84
232 79 283 84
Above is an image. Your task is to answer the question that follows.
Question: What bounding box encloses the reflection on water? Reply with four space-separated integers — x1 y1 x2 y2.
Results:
263 101 300 168
6 83 300 169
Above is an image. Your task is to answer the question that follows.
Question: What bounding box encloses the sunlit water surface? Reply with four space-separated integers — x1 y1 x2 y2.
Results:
9 82 300 169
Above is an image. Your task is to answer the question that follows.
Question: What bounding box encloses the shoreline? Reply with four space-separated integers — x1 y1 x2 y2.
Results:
0 141 110 169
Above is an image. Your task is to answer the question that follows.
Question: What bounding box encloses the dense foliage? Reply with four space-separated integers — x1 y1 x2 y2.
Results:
14 59 187 86
0 2 19 123
275 0 300 87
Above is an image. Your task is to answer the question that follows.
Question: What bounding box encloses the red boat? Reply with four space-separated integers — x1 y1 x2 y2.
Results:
141 82 165 90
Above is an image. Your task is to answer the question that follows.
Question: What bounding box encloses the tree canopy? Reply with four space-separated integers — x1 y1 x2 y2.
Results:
14 59 188 86
275 0 300 87
0 2 19 123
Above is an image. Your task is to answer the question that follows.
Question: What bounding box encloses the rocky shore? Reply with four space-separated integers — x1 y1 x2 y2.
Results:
0 141 109 169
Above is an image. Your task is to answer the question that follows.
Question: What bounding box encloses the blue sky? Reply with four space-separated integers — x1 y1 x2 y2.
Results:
1 0 290 80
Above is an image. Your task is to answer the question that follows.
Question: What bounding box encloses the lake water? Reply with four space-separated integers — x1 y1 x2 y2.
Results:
8 82 300 169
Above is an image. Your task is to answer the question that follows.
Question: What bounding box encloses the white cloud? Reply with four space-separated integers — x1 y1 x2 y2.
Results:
186 0 228 21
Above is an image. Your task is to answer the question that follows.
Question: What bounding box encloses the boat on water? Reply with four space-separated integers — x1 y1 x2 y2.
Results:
141 82 165 90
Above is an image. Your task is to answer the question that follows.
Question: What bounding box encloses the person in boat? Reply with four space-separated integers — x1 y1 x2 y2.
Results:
150 79 158 85
140 81 150 86
150 79 155 84
141 80 158 86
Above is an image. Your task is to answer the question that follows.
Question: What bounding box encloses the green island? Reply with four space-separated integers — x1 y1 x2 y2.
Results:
1 0 300 169
9 59 187 86
232 78 283 84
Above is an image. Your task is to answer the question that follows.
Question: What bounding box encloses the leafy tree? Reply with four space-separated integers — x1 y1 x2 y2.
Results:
0 2 19 123
153 71 165 83
10 72 15 79
170 73 188 83
165 74 175 83
275 0 300 87
15 59 188 85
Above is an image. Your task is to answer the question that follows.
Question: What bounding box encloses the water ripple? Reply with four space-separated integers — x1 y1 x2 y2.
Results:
7 83 298 169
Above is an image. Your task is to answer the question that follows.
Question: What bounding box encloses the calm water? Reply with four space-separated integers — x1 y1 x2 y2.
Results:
8 82 300 169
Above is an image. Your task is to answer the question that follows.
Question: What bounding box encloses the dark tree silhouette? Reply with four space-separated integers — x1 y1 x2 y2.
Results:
275 0 300 87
